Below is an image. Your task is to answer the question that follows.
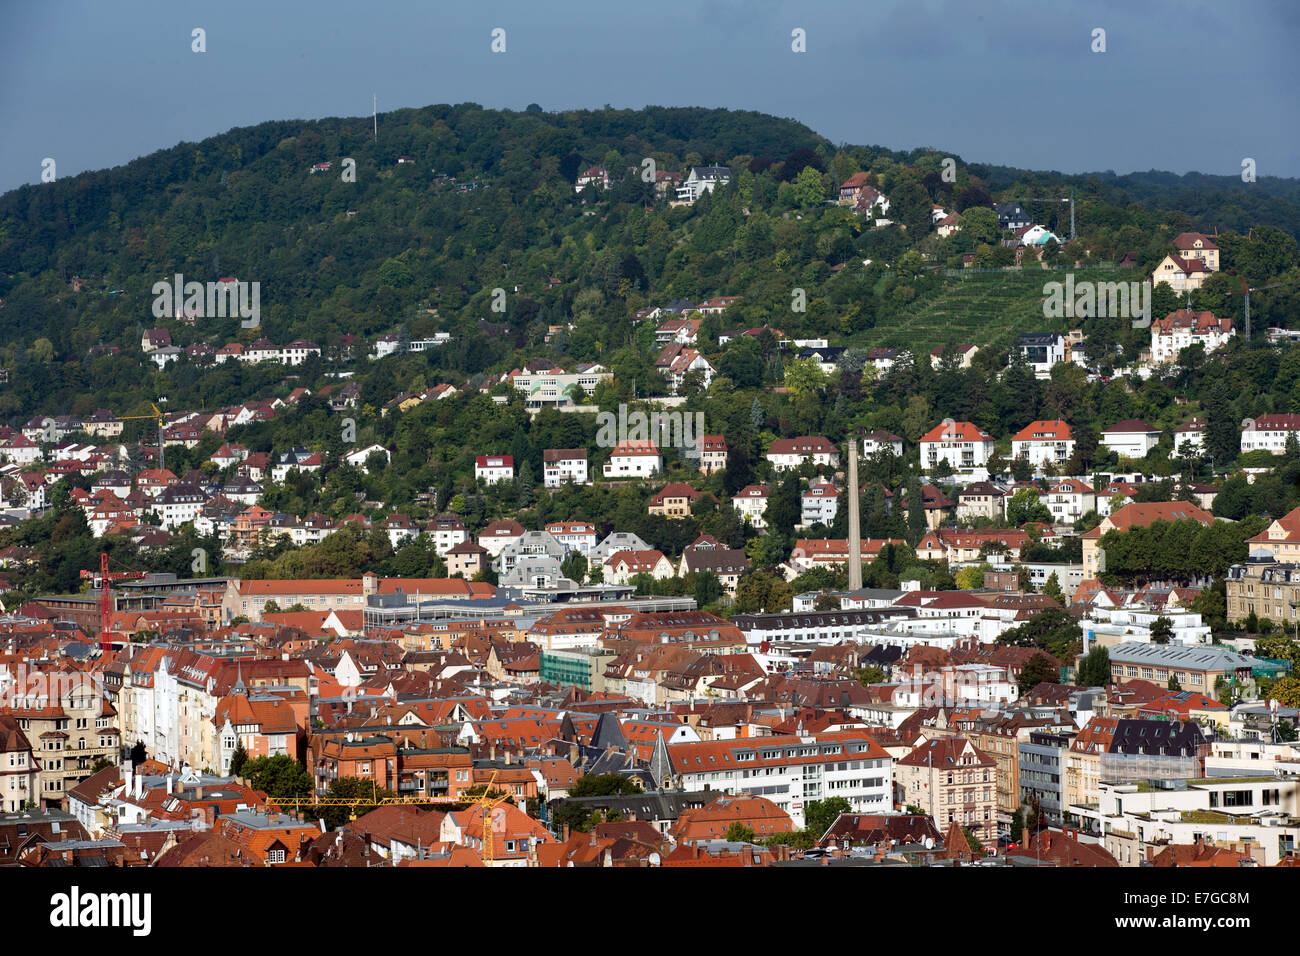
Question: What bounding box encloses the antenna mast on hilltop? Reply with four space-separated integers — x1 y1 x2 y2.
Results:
373 95 378 140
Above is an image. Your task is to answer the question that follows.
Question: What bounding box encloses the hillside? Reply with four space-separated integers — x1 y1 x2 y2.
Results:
0 104 1297 425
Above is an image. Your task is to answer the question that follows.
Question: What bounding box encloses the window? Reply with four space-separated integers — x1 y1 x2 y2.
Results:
268 849 286 864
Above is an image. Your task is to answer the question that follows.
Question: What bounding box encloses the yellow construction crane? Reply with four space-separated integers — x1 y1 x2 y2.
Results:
472 772 512 865
117 402 166 471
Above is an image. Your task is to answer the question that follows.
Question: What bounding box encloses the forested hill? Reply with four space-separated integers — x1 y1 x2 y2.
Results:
0 103 1298 422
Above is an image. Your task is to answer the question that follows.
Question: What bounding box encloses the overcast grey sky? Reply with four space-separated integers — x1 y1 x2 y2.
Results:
2 0 1298 194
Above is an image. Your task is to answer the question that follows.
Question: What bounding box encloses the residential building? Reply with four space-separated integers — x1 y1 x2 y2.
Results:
1081 501 1215 578
896 736 997 845
475 455 515 484
542 448 588 488
1240 413 1300 454
1150 309 1235 364
918 421 995 472
1102 420 1162 459
1011 420 1074 471
766 436 839 471
603 440 662 478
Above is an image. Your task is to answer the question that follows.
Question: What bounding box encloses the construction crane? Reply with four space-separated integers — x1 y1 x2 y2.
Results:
471 772 512 865
79 552 147 654
1226 277 1299 341
116 402 166 472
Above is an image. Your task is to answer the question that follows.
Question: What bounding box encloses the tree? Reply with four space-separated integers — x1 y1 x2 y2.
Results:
791 165 826 207
90 756 113 774
725 822 756 843
855 665 887 686
241 754 313 800
803 797 852 840
1149 615 1174 645
1076 646 1111 687
1167 674 1182 692
229 741 249 777
1006 487 1052 526
320 777 397 830
1018 653 1060 694
1043 572 1064 605
1267 676 1300 709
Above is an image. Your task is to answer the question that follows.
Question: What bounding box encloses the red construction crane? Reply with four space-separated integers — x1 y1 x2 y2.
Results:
79 553 147 654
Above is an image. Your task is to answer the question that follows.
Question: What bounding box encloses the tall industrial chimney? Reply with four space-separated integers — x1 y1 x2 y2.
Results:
847 434 863 591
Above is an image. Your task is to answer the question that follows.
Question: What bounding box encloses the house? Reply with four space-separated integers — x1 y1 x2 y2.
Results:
1151 254 1211 292
427 514 469 556
732 484 770 529
918 421 994 472
1102 420 1162 459
148 345 181 369
542 448 588 488
271 448 322 483
1010 420 1074 471
956 482 1006 522
800 482 839 528
676 165 731 204
851 184 891 218
603 440 662 478
1043 479 1096 523
475 455 515 484
477 519 526 559
141 329 172 353
210 443 248 469
935 212 961 237
445 540 488 579
1019 333 1067 377
766 436 838 471
282 340 321 365
895 736 997 845
995 202 1031 232
1081 501 1216 578
648 483 705 519
1239 413 1300 454
930 343 978 369
861 430 904 459
604 550 675 585
1173 418 1206 454
574 165 610 193
679 538 749 596
1240 505 1300 563
698 434 728 474
344 443 391 471
655 318 701 346
1150 309 1235 365
660 346 715 393
671 795 793 843
544 521 598 554
1172 232 1220 271
838 172 874 206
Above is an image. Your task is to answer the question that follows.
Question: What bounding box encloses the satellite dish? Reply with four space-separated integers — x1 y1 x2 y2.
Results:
924 837 934 849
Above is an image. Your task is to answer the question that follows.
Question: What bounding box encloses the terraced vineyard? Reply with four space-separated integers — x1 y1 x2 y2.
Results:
865 264 1124 353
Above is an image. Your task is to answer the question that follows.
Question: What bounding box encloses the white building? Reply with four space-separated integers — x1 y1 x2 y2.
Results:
1042 479 1095 523
732 485 770 529
1150 310 1235 365
766 436 839 471
1240 413 1300 454
542 449 588 488
675 165 731 204
603 440 662 478
475 455 515 484
1010 420 1074 471
1102 420 1162 459
668 733 893 830
918 421 994 472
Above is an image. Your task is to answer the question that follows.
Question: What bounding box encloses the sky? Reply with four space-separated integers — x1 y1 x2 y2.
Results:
2 0 1298 194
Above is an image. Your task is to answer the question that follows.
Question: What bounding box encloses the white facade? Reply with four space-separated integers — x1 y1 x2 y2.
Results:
543 453 588 488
